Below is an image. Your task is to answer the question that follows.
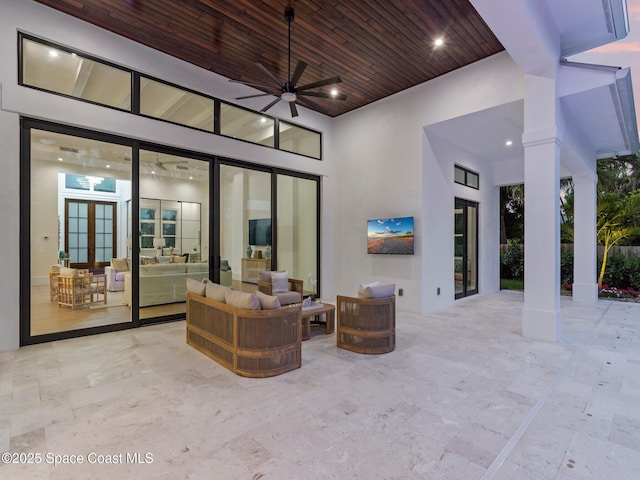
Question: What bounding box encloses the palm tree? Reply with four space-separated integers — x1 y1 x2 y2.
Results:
564 192 640 290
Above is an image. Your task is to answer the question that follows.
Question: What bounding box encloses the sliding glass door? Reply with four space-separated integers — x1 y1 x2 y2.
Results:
27 125 132 337
137 149 210 320
22 121 320 345
219 164 272 290
455 198 478 299
276 174 318 297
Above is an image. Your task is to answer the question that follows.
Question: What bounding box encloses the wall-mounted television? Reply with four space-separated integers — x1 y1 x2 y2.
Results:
249 218 272 246
367 216 414 254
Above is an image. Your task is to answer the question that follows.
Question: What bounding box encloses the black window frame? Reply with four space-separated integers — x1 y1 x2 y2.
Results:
454 165 480 190
18 32 323 160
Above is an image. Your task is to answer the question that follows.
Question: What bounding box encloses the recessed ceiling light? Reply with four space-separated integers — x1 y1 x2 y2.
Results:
151 170 156 175
330 88 338 97
58 157 63 162
106 164 111 168
189 176 194 180
260 117 266 123
49 49 58 58
505 140 513 147
434 37 444 48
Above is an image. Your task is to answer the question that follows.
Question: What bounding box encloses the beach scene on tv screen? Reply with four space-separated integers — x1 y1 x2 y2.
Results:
367 217 414 254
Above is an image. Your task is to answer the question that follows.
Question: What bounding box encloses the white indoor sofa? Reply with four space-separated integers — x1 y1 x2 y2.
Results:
124 261 209 307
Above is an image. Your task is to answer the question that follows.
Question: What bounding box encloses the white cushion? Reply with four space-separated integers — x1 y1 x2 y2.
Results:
271 271 289 293
225 290 261 310
60 267 78 277
186 278 206 297
256 290 281 310
359 283 395 299
205 282 230 303
358 281 380 297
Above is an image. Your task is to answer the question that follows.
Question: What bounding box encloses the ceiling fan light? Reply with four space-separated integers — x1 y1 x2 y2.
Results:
281 91 297 102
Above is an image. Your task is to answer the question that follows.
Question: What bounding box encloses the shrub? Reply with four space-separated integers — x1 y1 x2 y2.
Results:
560 246 573 286
624 254 640 291
601 249 626 288
599 251 640 291
502 239 524 281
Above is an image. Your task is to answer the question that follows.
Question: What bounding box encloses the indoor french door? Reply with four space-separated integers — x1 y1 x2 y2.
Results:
65 199 116 270
454 198 478 299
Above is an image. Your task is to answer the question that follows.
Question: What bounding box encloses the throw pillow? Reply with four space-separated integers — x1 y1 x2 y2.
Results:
173 255 187 263
111 258 129 272
205 282 230 303
225 290 261 310
60 267 78 277
141 256 157 265
359 283 396 299
271 271 289 293
358 281 380 297
256 290 281 310
186 278 206 297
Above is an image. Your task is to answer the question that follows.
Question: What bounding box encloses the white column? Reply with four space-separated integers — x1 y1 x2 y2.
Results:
522 75 562 342
572 172 598 303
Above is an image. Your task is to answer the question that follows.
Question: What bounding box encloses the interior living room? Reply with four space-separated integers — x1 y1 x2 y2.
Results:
1 0 640 478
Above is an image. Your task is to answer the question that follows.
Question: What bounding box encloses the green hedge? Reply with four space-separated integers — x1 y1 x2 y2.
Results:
561 248 640 291
600 250 640 291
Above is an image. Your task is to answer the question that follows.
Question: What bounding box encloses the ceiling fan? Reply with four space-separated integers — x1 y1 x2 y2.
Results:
230 6 347 117
147 154 188 171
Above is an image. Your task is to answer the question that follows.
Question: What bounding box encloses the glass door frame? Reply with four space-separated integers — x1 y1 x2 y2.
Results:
136 143 213 326
214 158 321 298
20 119 321 346
20 117 140 346
455 197 479 299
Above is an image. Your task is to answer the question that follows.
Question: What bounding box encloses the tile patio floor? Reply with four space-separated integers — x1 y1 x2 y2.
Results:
1 290 639 479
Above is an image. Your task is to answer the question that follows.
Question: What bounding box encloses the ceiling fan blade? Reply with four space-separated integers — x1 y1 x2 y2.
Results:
229 79 279 90
296 96 327 114
256 63 284 89
298 91 348 100
235 93 276 100
161 160 188 165
289 60 308 87
296 76 342 92
261 97 282 113
289 102 299 117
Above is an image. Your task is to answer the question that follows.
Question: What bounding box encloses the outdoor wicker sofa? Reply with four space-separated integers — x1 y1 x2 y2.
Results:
186 291 302 377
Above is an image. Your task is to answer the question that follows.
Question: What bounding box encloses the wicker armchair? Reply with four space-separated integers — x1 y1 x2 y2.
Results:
257 271 304 305
336 294 396 354
58 272 92 309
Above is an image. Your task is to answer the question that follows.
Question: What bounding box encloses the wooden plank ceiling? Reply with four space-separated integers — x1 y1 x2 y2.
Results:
33 0 504 117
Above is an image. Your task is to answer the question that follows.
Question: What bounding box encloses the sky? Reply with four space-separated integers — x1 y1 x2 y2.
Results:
571 1 640 137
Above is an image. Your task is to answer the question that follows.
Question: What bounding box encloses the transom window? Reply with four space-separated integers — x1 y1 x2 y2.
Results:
19 33 322 160
454 165 479 189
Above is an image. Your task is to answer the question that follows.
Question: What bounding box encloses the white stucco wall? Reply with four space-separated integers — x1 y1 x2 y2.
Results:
330 53 523 314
